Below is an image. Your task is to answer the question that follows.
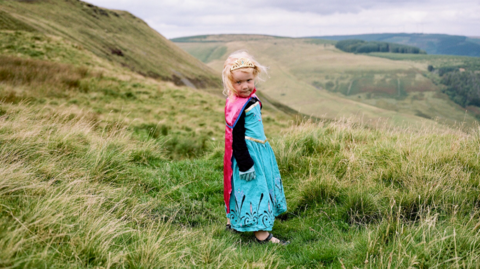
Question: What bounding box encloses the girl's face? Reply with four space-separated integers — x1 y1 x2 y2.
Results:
232 69 255 98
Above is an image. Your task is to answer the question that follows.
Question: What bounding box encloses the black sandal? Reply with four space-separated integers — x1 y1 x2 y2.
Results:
226 224 239 233
255 233 290 245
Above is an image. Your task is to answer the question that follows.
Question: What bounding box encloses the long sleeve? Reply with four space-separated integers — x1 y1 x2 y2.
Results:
232 100 256 172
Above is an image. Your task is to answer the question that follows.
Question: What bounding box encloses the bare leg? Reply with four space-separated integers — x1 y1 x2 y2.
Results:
254 231 280 243
227 218 231 225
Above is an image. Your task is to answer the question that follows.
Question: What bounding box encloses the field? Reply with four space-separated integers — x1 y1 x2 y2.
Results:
3 2 480 268
368 53 480 70
173 35 479 127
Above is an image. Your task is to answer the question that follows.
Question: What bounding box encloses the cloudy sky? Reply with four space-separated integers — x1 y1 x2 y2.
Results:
86 0 480 39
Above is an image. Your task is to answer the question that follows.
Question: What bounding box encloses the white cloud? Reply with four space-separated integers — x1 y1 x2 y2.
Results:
85 0 480 38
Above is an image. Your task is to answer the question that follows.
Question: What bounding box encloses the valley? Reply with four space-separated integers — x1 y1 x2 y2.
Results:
174 34 480 127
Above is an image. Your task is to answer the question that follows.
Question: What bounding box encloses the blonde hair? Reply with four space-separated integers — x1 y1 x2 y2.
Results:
222 51 268 97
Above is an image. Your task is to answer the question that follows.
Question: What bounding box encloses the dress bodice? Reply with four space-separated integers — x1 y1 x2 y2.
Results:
244 102 266 141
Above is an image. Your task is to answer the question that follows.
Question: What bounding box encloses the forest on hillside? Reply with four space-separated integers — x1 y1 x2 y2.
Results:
440 70 480 111
336 39 425 54
425 60 480 117
317 33 480 57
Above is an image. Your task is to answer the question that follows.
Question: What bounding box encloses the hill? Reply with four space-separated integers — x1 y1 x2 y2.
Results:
173 34 479 127
0 0 221 88
312 33 480 57
2 11 480 269
2 33 480 267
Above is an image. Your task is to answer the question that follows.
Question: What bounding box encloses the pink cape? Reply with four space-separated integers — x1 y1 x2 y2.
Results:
224 89 261 213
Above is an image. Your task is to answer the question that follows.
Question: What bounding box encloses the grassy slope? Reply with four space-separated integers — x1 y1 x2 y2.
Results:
0 0 221 88
0 30 288 156
369 53 480 118
0 29 291 267
368 53 480 68
174 35 478 127
2 30 480 268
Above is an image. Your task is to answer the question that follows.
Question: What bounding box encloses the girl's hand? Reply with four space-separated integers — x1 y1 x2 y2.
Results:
239 166 256 181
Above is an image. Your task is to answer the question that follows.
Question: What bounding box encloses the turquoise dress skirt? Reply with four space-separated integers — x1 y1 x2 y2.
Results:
227 102 287 232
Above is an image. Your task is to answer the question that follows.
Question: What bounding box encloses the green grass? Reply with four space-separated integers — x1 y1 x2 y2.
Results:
0 31 98 66
3 99 480 267
4 9 480 268
3 27 480 268
0 29 290 267
0 10 37 32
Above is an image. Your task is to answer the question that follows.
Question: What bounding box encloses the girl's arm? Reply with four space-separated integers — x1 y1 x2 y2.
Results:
232 100 256 172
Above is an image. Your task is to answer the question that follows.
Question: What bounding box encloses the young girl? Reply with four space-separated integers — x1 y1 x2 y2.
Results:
222 51 288 245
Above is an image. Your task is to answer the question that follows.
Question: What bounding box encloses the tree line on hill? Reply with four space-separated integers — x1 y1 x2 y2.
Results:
315 33 480 57
429 62 480 116
438 69 480 110
335 39 425 54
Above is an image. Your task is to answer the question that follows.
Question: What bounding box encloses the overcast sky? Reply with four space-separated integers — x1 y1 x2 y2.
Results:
85 0 480 39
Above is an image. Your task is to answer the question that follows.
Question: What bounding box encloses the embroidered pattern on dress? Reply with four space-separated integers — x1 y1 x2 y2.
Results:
228 192 274 228
273 177 287 212
228 190 246 226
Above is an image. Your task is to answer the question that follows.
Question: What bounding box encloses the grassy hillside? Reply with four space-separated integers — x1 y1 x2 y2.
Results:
3 25 480 269
0 0 221 88
313 33 480 57
0 27 291 267
369 53 480 118
173 34 478 127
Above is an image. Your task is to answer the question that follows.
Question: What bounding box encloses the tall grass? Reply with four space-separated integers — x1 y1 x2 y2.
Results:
269 119 480 267
0 52 237 159
0 55 96 103
0 45 286 266
3 27 480 268
3 102 480 267
0 55 90 86
0 103 282 268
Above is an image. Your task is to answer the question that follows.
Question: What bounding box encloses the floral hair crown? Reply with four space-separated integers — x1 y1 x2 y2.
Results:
230 58 255 71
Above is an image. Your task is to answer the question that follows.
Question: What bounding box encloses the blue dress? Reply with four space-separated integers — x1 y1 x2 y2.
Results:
227 102 287 232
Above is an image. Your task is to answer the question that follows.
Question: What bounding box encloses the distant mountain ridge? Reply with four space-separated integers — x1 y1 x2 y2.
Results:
310 33 480 57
